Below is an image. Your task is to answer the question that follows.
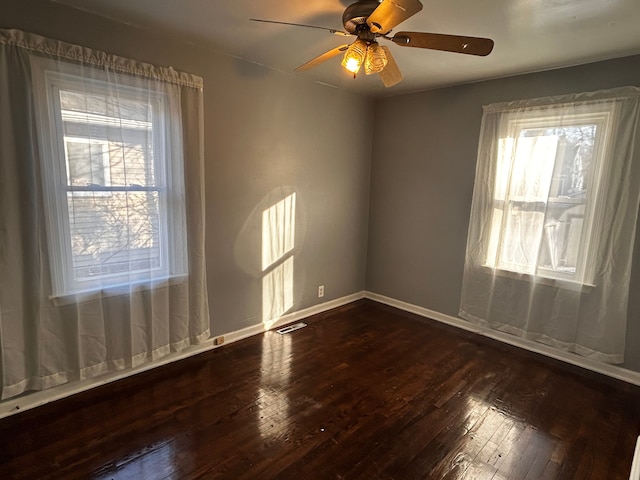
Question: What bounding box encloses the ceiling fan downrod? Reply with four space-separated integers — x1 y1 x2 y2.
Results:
342 0 381 34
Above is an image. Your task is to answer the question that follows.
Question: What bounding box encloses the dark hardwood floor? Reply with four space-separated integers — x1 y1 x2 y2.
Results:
1 299 639 479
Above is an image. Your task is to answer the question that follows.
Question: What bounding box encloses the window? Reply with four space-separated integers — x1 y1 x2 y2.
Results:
460 87 640 360
32 60 187 296
485 104 614 284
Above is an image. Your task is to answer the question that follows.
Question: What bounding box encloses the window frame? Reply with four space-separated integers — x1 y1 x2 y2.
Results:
30 57 187 297
485 103 616 285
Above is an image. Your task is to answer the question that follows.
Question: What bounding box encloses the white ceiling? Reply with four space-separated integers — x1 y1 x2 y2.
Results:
51 0 640 97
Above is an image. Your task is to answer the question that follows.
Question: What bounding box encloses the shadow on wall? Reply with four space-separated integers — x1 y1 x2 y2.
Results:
234 186 307 329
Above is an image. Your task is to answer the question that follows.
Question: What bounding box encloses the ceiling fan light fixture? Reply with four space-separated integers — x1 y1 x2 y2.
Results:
341 38 367 75
254 0 495 88
364 42 387 75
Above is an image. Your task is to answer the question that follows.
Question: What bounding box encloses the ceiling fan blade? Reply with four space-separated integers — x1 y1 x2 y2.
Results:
379 46 403 87
367 0 423 34
391 31 494 56
295 45 350 72
250 19 351 36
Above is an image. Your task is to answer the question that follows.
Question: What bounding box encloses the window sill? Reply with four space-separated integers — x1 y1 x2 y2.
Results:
50 275 188 307
480 266 594 292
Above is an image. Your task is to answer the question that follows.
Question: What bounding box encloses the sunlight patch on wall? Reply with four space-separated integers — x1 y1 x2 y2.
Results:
262 256 294 329
262 193 296 328
262 192 296 270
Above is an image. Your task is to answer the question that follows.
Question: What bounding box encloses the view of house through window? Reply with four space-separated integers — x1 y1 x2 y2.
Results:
486 107 613 283
64 137 111 189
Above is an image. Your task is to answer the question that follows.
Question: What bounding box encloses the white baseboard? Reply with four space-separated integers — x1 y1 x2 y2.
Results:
365 291 640 387
0 291 365 420
4 290 636 420
221 291 366 345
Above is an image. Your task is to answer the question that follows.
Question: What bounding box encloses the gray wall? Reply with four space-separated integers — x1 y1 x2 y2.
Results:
367 55 640 372
2 0 373 335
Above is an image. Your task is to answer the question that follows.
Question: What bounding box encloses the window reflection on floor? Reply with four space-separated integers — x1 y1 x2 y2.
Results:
257 333 292 440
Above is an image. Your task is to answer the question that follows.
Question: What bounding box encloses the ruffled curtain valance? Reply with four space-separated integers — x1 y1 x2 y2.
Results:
0 28 203 89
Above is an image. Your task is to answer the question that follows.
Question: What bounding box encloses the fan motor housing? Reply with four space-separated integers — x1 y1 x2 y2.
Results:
342 0 380 33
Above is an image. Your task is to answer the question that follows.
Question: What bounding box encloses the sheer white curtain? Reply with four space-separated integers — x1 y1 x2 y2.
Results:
460 87 640 363
0 29 210 400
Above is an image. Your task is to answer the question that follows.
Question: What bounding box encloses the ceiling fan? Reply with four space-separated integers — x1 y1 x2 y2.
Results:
251 0 494 87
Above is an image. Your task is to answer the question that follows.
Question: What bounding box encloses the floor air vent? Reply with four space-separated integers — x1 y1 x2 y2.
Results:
276 322 307 334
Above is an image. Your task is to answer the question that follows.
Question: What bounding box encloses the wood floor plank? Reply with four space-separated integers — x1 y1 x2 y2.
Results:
1 299 639 479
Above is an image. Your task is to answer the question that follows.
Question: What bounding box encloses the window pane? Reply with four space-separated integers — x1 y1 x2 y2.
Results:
66 140 109 186
526 125 596 200
538 203 585 272
105 138 155 187
68 191 162 281
510 135 558 200
493 135 557 272
60 89 156 188
498 208 545 273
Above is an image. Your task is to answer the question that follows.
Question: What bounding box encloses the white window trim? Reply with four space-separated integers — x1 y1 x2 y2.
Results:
30 57 188 298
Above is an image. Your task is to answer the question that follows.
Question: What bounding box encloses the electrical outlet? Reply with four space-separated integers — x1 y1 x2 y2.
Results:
318 285 325 298
214 336 224 346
